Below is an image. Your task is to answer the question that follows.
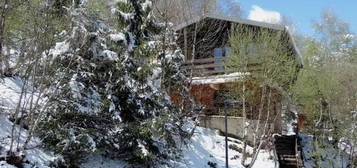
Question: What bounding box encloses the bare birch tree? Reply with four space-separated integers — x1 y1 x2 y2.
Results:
4 0 71 158
292 10 357 167
228 24 298 167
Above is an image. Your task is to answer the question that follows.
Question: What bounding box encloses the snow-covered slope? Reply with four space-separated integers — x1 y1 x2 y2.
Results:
0 114 58 168
0 77 58 168
0 77 42 112
0 77 25 110
174 127 275 168
1 77 275 168
81 126 275 168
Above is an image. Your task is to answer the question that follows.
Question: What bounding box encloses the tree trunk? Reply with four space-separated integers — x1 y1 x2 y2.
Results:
247 89 273 168
253 85 267 149
241 81 248 166
0 0 9 76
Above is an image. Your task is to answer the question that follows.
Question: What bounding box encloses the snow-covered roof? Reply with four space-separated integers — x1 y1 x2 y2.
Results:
191 72 247 85
174 13 303 67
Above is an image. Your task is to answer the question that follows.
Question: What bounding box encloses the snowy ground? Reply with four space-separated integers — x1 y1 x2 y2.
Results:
172 127 276 168
0 77 57 168
0 77 25 111
0 114 58 168
0 77 41 113
81 127 276 168
1 77 275 168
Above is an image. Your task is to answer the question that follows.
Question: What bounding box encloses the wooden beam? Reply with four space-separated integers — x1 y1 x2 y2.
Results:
184 57 226 64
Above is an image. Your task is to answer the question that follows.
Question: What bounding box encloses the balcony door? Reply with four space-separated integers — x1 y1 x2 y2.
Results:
214 47 231 71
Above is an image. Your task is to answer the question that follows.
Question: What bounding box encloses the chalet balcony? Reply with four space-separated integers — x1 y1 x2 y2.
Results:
184 57 260 77
184 57 229 77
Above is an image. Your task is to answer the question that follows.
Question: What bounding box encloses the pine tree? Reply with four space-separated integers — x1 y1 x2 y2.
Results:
37 4 123 166
112 0 189 164
37 0 189 166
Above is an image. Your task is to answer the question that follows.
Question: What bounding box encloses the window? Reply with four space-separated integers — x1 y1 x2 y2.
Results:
214 48 223 70
213 47 231 71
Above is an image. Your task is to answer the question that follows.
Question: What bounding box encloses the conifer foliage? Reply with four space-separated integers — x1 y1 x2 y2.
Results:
37 0 189 166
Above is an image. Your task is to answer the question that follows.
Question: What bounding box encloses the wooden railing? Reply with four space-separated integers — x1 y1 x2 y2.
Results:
184 57 261 77
184 57 228 76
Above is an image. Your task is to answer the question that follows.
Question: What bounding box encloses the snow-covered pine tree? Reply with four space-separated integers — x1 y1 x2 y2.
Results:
37 4 123 166
37 0 189 166
111 0 190 164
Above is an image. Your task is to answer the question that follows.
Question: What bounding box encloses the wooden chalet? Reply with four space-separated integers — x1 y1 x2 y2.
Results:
171 13 303 137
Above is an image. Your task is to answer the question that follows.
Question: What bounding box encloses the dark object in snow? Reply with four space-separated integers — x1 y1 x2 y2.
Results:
8 114 29 130
229 144 243 153
231 155 240 160
0 151 25 168
49 157 68 168
3 68 15 77
207 161 217 168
